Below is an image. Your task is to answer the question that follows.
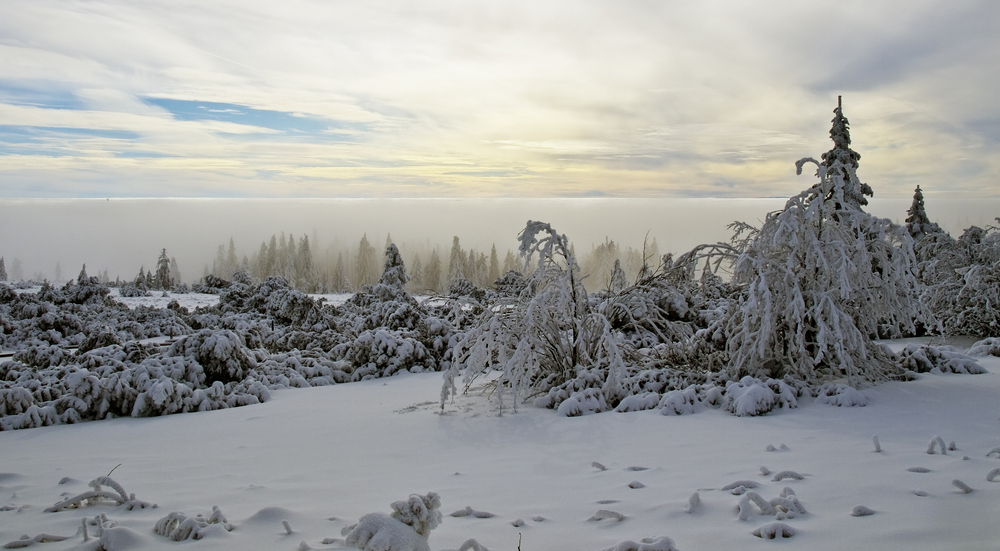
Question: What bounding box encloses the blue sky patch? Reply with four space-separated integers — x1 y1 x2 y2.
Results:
143 97 362 138
0 82 87 111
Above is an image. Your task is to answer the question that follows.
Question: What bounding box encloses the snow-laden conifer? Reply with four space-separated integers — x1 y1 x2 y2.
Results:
723 101 927 386
443 221 625 413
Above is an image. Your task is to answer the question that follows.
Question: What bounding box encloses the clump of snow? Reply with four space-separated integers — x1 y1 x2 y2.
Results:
154 506 232 541
771 471 804 482
588 509 625 522
600 536 680 551
815 383 868 407
752 522 796 539
986 468 1000 482
851 505 876 517
557 388 608 417
449 506 495 519
722 377 796 417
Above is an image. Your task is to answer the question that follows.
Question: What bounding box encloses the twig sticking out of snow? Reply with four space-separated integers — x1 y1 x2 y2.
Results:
771 471 804 482
588 509 625 523
600 536 680 551
927 435 947 455
592 462 607 471
851 505 876 517
873 435 881 453
283 520 293 535
737 492 775 521
44 490 125 512
686 492 701 514
752 522 796 539
987 468 1000 482
949 441 957 451
952 479 974 494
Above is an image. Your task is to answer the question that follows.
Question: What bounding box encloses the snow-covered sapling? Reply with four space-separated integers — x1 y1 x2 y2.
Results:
592 462 607 471
927 436 947 455
771 471 804 482
44 476 132 512
343 493 442 551
873 435 881 453
952 479 974 494
686 492 701 514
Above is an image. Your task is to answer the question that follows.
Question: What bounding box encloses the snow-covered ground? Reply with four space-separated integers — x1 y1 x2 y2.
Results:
1 351 998 551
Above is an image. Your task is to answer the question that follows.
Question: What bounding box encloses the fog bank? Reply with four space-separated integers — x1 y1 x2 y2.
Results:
1 197 997 284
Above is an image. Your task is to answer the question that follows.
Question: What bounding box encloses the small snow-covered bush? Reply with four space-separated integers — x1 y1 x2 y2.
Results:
557 388 608 417
967 337 1000 357
154 506 232 541
895 344 986 374
722 377 797 417
164 329 257 385
814 383 868 407
342 492 441 551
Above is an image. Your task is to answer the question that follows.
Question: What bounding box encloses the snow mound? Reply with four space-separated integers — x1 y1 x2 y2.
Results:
600 536 680 551
752 522 796 539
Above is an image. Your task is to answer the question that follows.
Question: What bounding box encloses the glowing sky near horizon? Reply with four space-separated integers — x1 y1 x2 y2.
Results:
0 0 997 199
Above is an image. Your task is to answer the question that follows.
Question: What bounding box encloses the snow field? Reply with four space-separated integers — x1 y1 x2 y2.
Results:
2 355 999 551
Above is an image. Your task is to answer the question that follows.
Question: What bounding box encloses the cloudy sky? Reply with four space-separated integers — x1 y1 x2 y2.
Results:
1 0 997 199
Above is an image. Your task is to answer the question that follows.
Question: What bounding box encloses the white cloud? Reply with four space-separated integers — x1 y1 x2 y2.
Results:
0 0 997 197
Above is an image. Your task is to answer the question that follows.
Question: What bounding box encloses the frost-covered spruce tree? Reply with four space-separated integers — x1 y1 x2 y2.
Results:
0 257 6 282
155 248 173 290
906 185 936 241
723 100 926 386
444 221 625 412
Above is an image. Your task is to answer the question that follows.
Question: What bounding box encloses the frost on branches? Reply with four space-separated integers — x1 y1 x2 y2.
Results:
723 101 928 387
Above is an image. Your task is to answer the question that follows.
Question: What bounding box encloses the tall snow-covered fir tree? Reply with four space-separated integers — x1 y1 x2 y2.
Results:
155 248 173 290
904 185 944 241
819 96 873 209
723 99 927 386
0 257 6 282
355 234 379 288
